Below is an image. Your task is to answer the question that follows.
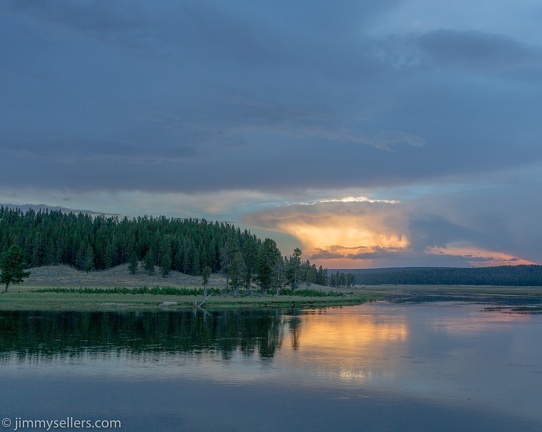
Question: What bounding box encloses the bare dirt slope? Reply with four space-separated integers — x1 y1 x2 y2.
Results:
26 264 229 289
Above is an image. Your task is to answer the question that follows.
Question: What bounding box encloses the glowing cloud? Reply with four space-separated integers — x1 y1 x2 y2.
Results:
242 197 410 266
298 196 400 205
426 243 536 267
241 194 539 268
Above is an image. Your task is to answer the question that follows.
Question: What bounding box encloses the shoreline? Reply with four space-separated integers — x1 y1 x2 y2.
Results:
1 283 540 312
0 286 379 312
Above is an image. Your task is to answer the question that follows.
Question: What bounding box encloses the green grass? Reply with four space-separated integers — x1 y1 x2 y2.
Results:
279 288 344 297
0 285 380 311
32 286 221 296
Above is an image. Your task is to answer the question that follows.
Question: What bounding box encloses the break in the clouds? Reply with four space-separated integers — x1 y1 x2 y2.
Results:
242 183 540 268
1 0 542 267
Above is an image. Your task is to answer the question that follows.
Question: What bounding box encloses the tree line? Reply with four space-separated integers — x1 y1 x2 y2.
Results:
0 207 356 292
351 266 542 286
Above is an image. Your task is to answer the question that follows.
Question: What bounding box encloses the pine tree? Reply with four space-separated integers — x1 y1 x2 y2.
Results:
128 251 138 274
202 265 211 298
84 245 94 273
0 245 31 292
104 242 115 269
161 254 172 277
256 238 281 293
191 249 201 276
230 251 246 295
144 248 155 275
286 248 302 292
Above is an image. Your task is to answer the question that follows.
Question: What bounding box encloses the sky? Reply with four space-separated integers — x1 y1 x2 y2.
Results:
1 0 542 269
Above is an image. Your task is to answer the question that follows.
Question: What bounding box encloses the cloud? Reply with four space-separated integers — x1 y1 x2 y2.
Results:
2 1 542 196
242 198 411 265
0 140 198 164
311 245 406 261
309 248 344 260
2 0 542 269
241 178 542 268
407 215 482 251
426 244 536 267
2 0 155 49
299 196 400 205
417 29 542 76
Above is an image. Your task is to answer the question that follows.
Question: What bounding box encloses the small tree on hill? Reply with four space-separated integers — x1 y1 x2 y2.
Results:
128 251 138 274
160 254 172 277
83 245 94 273
202 265 211 298
0 245 31 292
144 248 155 275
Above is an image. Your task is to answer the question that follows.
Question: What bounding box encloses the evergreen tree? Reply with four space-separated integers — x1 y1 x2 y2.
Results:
182 246 190 274
256 238 281 293
0 207 339 289
128 251 138 274
161 254 172 277
286 248 302 292
191 249 201 276
220 239 236 291
202 265 211 298
0 245 31 292
241 235 259 292
104 242 115 269
84 245 94 273
144 248 155 275
230 251 246 295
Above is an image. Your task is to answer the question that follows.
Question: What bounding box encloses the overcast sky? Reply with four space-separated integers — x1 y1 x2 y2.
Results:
1 0 542 268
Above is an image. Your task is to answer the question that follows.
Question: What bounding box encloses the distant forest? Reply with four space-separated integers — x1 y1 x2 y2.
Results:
6 207 536 287
0 207 353 291
348 266 542 286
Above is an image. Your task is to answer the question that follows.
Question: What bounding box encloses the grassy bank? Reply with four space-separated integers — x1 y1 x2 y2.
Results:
0 285 380 311
3 278 540 312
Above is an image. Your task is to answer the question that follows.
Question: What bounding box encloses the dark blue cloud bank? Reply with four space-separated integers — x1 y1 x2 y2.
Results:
1 0 541 266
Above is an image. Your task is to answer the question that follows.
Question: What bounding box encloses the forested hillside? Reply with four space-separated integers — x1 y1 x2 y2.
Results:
0 207 332 291
350 266 542 286
9 207 534 288
0 206 253 275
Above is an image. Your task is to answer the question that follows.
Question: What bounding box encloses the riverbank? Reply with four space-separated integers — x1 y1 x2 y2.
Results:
0 285 379 311
371 284 542 313
2 263 541 311
2 283 541 312
0 264 386 311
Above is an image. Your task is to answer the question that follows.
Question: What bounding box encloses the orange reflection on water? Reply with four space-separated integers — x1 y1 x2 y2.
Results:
282 309 408 383
295 313 408 350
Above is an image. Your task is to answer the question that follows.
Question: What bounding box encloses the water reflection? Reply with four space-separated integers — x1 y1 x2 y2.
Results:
0 310 285 361
1 304 542 431
274 307 409 390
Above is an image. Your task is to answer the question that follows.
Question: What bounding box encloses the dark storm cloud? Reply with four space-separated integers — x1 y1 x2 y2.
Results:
3 0 153 48
417 29 542 76
407 215 483 251
1 0 542 195
309 246 405 262
310 249 344 260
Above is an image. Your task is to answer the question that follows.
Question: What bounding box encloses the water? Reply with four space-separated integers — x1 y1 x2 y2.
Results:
1 302 541 431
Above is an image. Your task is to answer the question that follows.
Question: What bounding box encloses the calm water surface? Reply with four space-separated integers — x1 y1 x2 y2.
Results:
1 302 541 431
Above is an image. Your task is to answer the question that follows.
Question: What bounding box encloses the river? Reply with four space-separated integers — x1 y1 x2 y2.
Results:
1 302 541 431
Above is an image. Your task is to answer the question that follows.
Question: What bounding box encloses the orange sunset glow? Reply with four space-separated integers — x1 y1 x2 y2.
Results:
242 197 540 268
426 245 537 267
282 310 409 381
293 313 408 348
268 209 410 267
